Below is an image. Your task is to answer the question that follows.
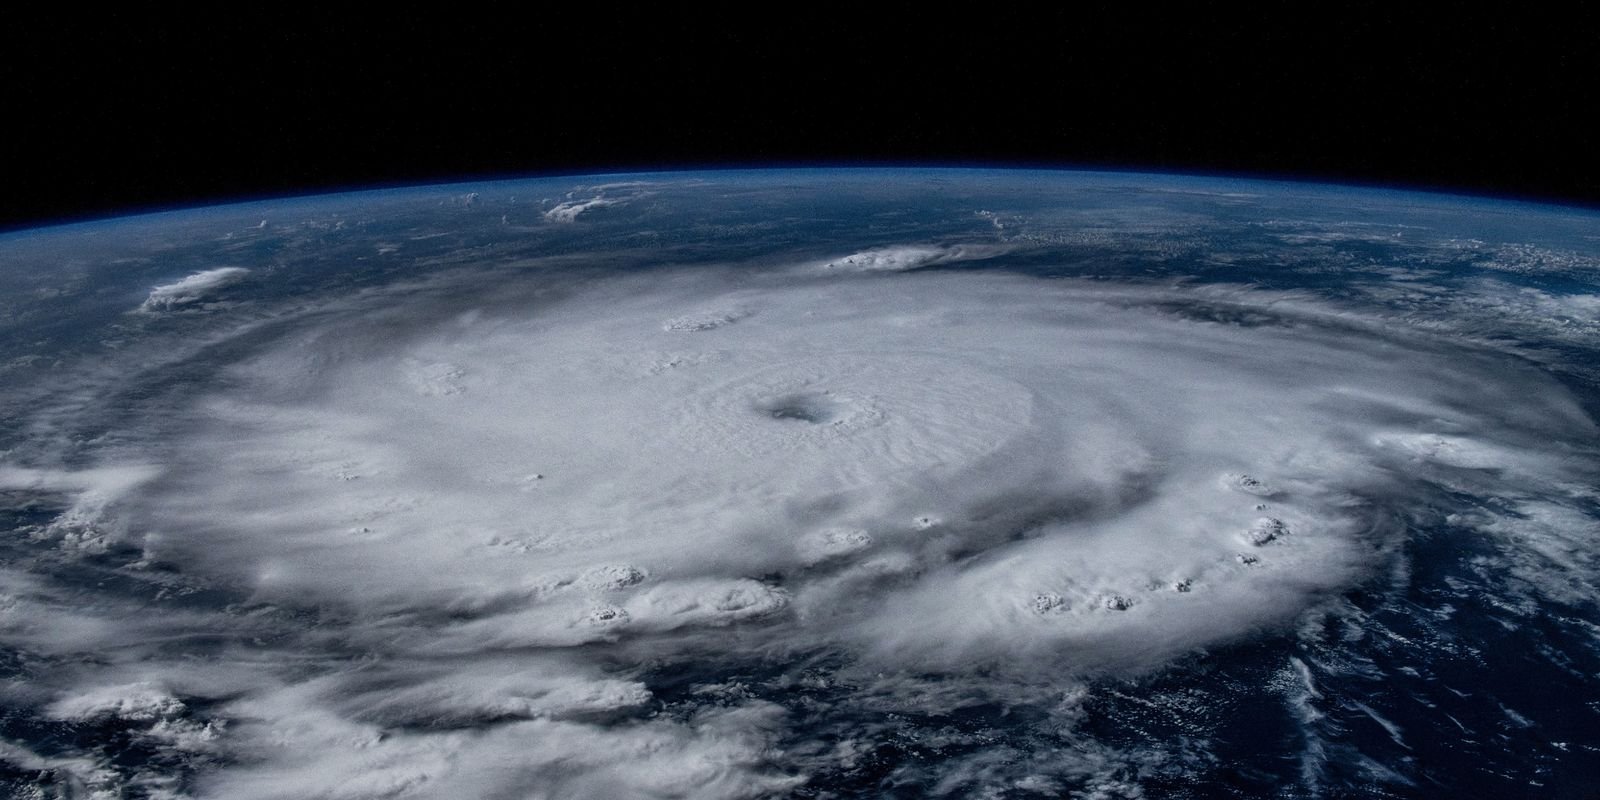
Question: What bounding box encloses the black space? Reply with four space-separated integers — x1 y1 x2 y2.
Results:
4 8 1597 231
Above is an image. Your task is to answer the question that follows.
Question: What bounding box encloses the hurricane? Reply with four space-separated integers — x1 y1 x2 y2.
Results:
2 170 1597 798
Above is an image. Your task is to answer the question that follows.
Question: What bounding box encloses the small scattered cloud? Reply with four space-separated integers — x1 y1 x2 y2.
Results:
137 267 250 312
810 243 1010 273
543 196 626 223
543 184 655 223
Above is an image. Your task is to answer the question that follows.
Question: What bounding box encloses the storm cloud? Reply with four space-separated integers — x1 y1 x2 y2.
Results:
3 235 1596 797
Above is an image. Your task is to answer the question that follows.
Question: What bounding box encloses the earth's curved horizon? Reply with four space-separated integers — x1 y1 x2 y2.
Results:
1 168 1597 798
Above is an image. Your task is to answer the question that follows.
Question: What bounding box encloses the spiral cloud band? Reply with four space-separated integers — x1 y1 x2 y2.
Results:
78 265 1591 794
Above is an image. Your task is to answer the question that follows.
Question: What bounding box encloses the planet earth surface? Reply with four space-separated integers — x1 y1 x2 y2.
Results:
1 169 1598 799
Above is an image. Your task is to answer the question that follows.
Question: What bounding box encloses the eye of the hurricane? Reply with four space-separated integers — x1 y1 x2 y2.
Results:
758 392 840 424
